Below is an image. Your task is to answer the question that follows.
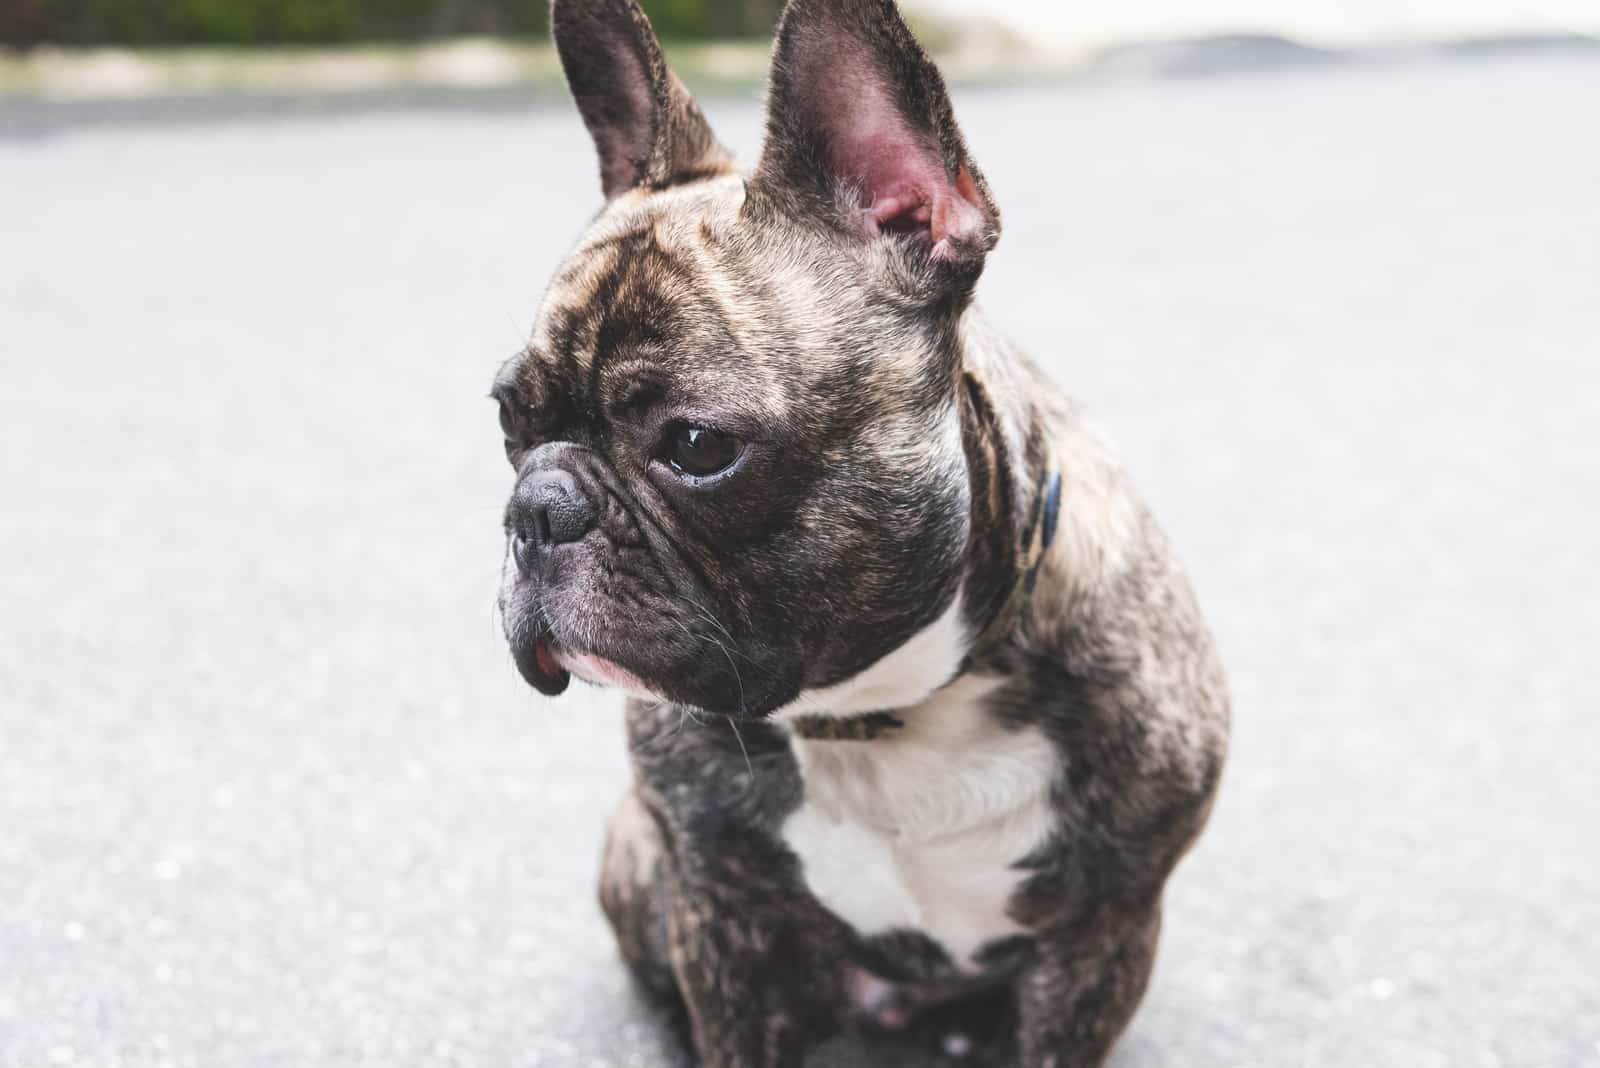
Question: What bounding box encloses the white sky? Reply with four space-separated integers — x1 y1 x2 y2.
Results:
909 0 1600 50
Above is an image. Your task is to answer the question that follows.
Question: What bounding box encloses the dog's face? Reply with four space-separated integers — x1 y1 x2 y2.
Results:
495 0 1001 716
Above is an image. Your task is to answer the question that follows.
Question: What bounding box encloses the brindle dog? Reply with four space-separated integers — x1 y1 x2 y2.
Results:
492 1 1230 1064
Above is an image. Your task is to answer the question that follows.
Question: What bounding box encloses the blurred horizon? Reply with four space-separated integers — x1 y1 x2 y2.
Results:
4 0 1597 49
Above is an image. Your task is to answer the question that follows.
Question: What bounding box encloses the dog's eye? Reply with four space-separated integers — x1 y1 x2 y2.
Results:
663 425 742 479
497 400 526 467
497 393 557 466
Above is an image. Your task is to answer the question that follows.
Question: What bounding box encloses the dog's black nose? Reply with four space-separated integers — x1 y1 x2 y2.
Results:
510 468 596 573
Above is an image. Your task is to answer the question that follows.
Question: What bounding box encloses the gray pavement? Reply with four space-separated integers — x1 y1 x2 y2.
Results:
3 51 1599 1068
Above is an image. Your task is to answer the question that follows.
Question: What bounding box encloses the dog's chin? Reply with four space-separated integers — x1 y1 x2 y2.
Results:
508 615 664 702
557 648 663 702
507 608 804 717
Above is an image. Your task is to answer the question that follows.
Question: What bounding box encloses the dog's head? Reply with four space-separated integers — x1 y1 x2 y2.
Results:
494 0 1004 716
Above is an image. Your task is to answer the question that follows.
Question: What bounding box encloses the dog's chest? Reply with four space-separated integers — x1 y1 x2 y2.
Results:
779 676 1058 968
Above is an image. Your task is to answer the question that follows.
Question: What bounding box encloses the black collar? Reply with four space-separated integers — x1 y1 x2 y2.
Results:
788 711 905 741
966 467 1062 661
788 468 1061 743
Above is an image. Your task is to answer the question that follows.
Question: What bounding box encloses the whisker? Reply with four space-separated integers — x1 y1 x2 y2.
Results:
677 596 782 688
725 716 755 780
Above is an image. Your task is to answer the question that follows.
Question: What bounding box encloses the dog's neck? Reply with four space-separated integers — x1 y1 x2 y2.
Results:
785 464 1059 743
784 317 1063 743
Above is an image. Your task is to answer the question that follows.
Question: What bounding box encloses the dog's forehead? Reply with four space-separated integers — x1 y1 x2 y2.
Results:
508 176 814 407
499 173 940 431
580 174 747 255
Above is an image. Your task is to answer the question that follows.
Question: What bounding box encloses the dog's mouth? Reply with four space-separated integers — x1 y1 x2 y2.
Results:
512 636 571 697
511 630 658 700
504 589 801 713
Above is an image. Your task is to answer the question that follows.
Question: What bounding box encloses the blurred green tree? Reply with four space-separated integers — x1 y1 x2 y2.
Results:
1 0 783 47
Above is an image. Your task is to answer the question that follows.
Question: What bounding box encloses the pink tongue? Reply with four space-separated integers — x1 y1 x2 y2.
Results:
535 640 562 679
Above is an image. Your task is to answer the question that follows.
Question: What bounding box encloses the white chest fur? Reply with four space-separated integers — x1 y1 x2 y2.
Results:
779 674 1059 968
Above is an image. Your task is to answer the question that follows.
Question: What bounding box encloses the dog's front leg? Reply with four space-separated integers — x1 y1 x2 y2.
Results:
666 873 835 1068
1017 904 1164 1068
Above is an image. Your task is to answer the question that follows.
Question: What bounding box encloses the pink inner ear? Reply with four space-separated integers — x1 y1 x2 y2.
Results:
809 40 987 258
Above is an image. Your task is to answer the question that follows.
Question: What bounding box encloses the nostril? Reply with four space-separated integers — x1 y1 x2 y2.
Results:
511 531 532 577
532 506 553 549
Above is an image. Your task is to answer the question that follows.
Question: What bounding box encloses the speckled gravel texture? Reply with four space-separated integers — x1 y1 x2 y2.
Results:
4 52 1599 1068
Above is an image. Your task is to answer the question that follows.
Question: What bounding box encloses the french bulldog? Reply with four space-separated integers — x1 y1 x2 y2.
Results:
492 0 1230 1064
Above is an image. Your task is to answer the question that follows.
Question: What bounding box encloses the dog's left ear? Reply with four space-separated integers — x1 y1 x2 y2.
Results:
551 0 735 200
751 0 1000 272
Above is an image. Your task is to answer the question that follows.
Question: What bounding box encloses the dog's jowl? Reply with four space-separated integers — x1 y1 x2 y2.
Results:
492 1 1230 1064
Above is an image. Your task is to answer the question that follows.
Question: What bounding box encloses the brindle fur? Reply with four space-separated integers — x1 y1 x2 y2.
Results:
496 1 1230 1064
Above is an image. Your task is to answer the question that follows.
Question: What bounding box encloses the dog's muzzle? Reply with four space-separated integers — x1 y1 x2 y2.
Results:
504 449 603 696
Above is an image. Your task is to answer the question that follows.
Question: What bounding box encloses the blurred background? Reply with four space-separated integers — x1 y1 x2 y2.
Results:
0 0 774 45
3 2 1597 1067
5 0 1600 46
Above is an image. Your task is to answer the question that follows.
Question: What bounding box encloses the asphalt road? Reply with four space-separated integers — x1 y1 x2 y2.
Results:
4 51 1598 1068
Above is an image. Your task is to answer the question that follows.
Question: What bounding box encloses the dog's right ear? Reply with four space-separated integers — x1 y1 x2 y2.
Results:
551 0 734 200
750 0 999 276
